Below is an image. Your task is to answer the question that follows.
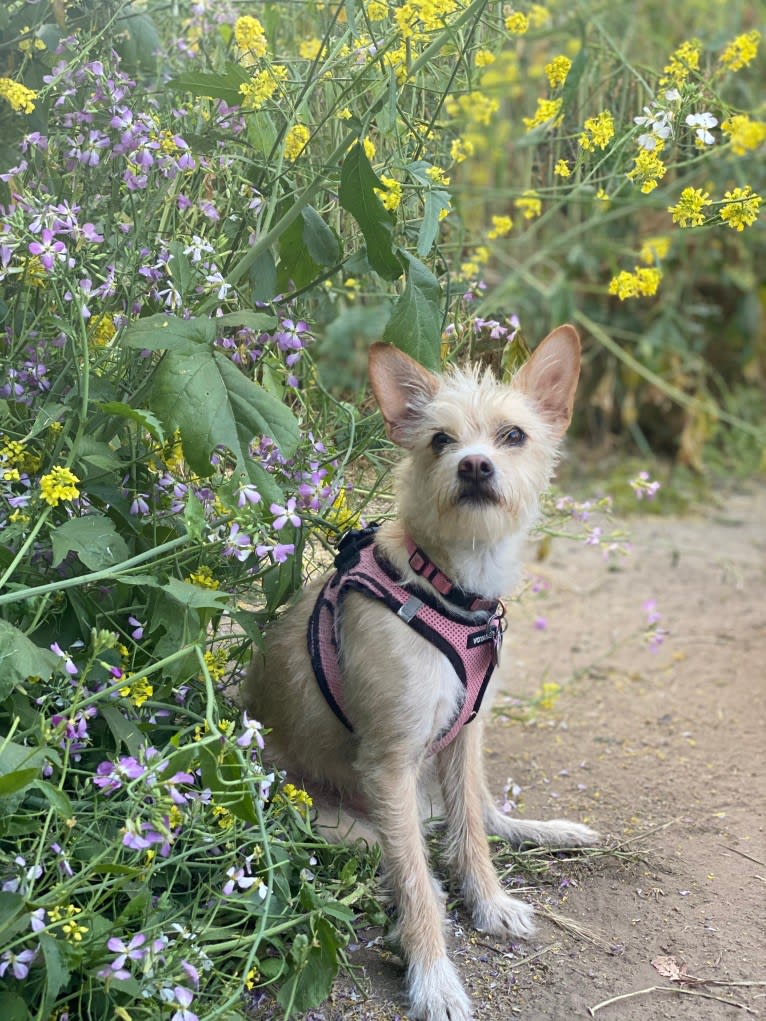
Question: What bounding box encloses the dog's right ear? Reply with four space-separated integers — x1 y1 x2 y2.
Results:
368 343 440 448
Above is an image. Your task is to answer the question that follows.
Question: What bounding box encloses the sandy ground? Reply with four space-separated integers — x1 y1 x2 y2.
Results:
253 481 766 1020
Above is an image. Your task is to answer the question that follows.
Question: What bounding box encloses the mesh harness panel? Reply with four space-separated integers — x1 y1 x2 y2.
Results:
307 526 504 756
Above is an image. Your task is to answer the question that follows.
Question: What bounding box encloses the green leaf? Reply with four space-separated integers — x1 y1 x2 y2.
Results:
301 206 342 266
0 768 38 797
339 144 402 281
31 779 72 817
383 253 442 370
51 514 130 571
0 991 30 1021
40 934 70 1015
99 704 146 758
98 401 165 442
168 240 196 299
278 213 321 292
149 347 299 490
0 893 25 936
246 110 278 156
277 916 340 1013
216 311 277 332
0 621 59 694
161 577 230 611
418 189 451 258
121 313 216 352
167 63 251 105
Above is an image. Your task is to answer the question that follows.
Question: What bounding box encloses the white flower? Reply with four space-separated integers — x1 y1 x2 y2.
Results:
686 111 717 145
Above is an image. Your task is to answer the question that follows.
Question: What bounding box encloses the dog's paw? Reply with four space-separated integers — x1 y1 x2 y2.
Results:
407 957 473 1021
472 892 536 940
543 819 600 847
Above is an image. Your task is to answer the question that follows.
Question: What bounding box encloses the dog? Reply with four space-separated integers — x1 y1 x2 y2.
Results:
244 324 598 1021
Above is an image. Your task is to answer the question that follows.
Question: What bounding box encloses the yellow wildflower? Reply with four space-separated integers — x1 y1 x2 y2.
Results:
0 77 38 114
544 55 571 88
239 66 287 111
627 147 667 194
475 49 495 67
18 27 45 54
120 678 153 708
719 30 760 72
426 165 450 186
579 110 615 151
245 967 260 991
528 5 550 28
608 266 662 300
721 114 766 156
299 38 322 60
284 124 310 161
522 96 563 131
514 190 542 220
554 159 570 177
212 804 234 830
660 39 701 87
719 186 761 232
375 174 402 211
453 91 499 126
337 107 353 120
450 137 474 163
363 137 376 161
595 187 610 206
668 186 712 227
234 16 267 59
639 236 670 264
366 1 389 20
40 466 80 507
280 782 313 808
186 565 220 589
89 313 117 348
487 214 513 238
505 12 529 34
203 648 229 683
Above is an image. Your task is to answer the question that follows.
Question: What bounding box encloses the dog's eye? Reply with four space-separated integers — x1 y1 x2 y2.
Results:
431 431 454 454
504 426 526 447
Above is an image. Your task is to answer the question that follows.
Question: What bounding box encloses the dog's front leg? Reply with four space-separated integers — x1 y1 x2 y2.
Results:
438 719 536 939
358 752 473 1021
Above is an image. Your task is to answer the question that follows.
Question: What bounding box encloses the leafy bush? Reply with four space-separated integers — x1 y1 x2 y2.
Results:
0 1 762 1018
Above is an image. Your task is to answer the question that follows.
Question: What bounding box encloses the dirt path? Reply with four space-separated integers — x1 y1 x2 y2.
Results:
261 482 766 1020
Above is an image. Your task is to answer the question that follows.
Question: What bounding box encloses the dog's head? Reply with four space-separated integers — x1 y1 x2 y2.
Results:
368 326 580 545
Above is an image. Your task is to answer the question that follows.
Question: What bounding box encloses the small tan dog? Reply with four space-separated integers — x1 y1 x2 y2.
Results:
245 324 598 1021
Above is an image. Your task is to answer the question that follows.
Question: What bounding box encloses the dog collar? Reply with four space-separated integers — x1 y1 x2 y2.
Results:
405 537 498 613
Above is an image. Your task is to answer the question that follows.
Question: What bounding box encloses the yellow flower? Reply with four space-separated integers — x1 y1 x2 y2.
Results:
522 96 563 131
487 214 513 238
626 147 667 194
426 165 450 186
554 159 570 177
203 648 228 683
505 12 529 34
595 187 610 206
544 55 571 88
239 66 287 111
337 107 353 120
284 124 310 161
452 91 499 126
667 186 712 227
375 174 402 211
719 186 761 232
245 967 260 991
608 266 662 300
514 190 542 220
475 49 495 67
450 137 474 163
659 39 701 87
363 137 376 161
528 4 550 28
299 38 323 60
40 466 80 507
579 110 615 151
280 782 313 808
719 30 760 72
721 114 766 156
212 804 234 830
0 77 38 114
89 313 117 348
186 565 220 589
234 16 267 59
366 0 389 20
121 678 153 708
18 27 45 54
639 236 670 264
538 681 561 710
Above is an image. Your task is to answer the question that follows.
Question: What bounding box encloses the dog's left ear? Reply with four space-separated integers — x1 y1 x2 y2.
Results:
368 342 440 448
516 324 581 438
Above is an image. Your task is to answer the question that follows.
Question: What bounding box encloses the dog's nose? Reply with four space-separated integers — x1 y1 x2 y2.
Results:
458 454 495 483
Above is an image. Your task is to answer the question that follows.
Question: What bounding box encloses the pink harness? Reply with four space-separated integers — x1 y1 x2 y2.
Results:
307 526 505 756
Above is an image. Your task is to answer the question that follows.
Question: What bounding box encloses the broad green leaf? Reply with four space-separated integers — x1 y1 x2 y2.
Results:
100 704 146 758
161 577 230 611
383 254 442 369
277 916 340 1012
0 768 38 797
247 110 278 155
98 401 165 442
32 779 72 817
0 621 59 694
302 206 342 266
0 893 25 935
339 144 402 281
121 313 216 352
216 311 277 332
167 63 250 105
40 934 70 1015
418 189 451 258
51 514 130 571
168 240 196 298
149 347 299 490
0 991 30 1021
278 213 321 292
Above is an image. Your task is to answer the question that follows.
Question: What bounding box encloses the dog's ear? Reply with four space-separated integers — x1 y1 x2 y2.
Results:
368 343 440 447
516 324 581 437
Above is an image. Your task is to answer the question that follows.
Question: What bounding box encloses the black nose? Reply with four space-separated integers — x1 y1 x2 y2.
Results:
457 454 495 484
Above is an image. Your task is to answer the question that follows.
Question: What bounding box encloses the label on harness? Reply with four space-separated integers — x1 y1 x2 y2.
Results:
467 628 495 649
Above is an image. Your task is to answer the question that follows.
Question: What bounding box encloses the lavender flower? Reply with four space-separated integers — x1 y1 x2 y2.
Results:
0 946 38 980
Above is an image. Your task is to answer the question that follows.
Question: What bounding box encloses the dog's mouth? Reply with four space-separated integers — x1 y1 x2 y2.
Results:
456 480 501 506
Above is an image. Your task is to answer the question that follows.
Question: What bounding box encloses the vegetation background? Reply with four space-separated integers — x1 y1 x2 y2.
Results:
0 1 762 1018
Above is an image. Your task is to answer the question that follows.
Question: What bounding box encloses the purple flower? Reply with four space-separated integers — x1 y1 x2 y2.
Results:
223 855 260 896
129 493 150 515
222 522 252 562
50 641 78 675
28 229 67 270
270 498 301 531
93 755 147 793
0 946 38 980
171 986 198 1021
237 484 261 508
128 616 145 640
236 711 265 751
107 932 147 971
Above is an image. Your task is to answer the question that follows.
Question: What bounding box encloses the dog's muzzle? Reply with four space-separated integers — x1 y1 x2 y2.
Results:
457 454 498 503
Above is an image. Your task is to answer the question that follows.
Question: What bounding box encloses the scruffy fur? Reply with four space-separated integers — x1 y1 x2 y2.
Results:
244 325 598 1021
